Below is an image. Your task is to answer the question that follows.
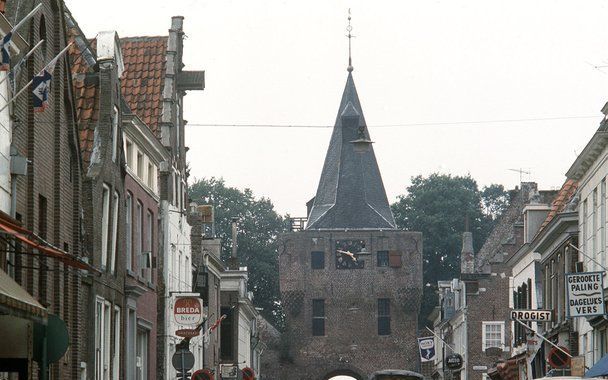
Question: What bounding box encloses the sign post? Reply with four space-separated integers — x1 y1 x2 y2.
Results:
565 272 605 317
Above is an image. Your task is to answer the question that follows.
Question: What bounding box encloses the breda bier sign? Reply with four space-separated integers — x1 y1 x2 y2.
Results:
174 296 203 325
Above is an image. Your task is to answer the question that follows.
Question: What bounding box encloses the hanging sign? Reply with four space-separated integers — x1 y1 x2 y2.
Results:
446 354 463 370
417 336 436 362
510 309 552 321
174 296 204 325
565 272 605 317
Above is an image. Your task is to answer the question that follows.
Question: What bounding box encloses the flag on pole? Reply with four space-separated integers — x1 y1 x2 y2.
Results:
32 43 72 112
0 32 13 71
0 4 42 72
207 314 227 335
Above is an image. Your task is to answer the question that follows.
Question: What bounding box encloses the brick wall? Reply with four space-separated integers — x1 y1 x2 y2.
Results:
278 229 423 380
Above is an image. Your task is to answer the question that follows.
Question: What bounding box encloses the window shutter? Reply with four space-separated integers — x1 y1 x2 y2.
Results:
388 251 402 268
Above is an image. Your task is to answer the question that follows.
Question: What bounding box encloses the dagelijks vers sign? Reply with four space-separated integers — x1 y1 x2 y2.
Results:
565 271 605 318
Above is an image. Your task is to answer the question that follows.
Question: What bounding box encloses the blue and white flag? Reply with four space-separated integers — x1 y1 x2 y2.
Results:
418 336 436 362
32 68 52 112
0 32 12 71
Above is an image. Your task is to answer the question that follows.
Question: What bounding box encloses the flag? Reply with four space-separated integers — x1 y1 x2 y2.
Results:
418 336 436 362
207 314 227 334
32 68 52 112
0 32 12 71
31 42 71 112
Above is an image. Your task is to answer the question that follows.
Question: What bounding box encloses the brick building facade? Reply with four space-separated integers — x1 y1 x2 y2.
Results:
278 69 423 380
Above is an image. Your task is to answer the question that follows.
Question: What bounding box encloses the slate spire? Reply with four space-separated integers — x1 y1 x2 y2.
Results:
306 72 397 230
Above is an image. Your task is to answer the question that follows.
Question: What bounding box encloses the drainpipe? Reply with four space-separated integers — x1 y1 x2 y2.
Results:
229 217 239 270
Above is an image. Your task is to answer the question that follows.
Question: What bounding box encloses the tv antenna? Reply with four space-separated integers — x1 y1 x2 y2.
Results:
508 168 531 183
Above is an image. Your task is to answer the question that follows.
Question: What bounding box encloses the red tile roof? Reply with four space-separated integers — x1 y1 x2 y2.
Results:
68 27 99 166
120 36 168 136
535 179 578 238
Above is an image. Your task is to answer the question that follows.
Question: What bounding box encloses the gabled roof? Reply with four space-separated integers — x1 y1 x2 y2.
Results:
535 179 578 238
67 24 99 167
119 36 168 137
306 72 396 230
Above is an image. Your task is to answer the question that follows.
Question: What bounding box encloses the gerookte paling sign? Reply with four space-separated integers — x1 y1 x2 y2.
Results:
565 271 605 318
174 296 204 325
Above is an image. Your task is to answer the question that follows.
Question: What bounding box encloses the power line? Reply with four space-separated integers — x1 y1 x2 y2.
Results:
185 115 599 129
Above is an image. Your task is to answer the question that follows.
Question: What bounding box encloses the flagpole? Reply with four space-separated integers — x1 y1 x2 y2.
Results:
0 39 44 88
425 326 456 353
12 4 43 33
0 42 72 114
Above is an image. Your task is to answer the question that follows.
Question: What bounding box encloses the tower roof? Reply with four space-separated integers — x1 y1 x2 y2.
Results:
306 72 397 230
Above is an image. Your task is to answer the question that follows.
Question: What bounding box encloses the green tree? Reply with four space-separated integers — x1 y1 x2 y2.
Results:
189 177 286 328
391 174 509 326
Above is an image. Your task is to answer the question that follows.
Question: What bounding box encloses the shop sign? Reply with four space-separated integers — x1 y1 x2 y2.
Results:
510 309 552 321
570 356 585 377
565 272 605 317
175 328 200 338
174 296 203 325
417 336 436 362
446 354 463 370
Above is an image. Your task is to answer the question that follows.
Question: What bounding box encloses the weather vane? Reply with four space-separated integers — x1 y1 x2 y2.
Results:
347 9 354 72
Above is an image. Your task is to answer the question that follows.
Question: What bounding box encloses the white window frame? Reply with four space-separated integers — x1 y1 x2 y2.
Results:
95 297 112 380
113 306 121 380
482 321 505 351
110 191 119 274
112 106 119 162
101 184 110 269
126 193 133 272
136 201 143 275
145 209 153 282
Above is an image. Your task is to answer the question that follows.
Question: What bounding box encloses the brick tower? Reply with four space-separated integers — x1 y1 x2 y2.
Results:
278 67 423 380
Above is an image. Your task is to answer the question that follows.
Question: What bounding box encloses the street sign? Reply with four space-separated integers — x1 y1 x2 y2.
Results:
548 346 571 369
446 354 463 370
417 336 436 362
33 314 70 364
565 272 605 317
176 328 201 338
510 309 552 322
571 356 586 377
172 348 195 372
221 364 239 379
174 296 204 325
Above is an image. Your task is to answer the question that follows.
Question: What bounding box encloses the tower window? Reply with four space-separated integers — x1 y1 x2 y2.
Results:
312 299 325 336
378 298 391 335
377 251 389 267
311 251 324 269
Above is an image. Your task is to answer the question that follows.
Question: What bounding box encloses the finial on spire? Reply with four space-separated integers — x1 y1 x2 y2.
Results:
347 9 354 72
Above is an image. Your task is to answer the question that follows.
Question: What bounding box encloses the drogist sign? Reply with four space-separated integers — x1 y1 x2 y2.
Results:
566 271 605 317
174 296 204 325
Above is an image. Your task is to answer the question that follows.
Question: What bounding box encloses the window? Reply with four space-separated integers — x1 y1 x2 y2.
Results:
136 328 149 380
111 106 119 162
38 194 47 239
377 251 389 267
312 299 325 336
125 139 133 168
378 298 391 335
311 251 324 269
101 185 110 268
110 191 119 274
95 298 112 380
137 152 144 179
482 321 504 350
136 201 143 275
220 306 234 360
113 306 121 380
178 251 183 289
593 188 598 270
145 210 153 281
147 163 154 190
125 193 133 271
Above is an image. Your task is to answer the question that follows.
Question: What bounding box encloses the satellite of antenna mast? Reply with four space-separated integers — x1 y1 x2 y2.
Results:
508 168 531 183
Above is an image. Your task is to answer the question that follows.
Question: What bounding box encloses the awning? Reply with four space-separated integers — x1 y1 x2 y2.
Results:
0 268 47 324
0 211 97 272
585 354 608 377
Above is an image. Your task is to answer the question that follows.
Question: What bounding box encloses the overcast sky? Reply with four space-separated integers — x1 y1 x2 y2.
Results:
68 0 608 217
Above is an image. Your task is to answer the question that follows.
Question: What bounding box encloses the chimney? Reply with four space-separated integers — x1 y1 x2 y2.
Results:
228 217 239 270
461 231 475 275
